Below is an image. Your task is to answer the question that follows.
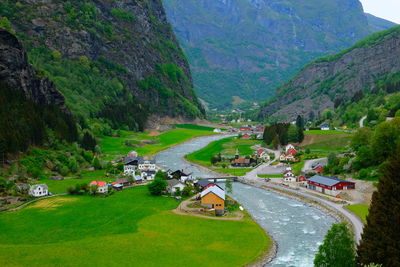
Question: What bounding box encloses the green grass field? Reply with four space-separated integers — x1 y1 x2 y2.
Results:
0 186 270 266
301 132 352 155
173 124 215 131
304 130 348 135
345 204 369 223
214 168 250 176
186 137 261 167
101 129 215 160
257 174 282 178
35 170 107 194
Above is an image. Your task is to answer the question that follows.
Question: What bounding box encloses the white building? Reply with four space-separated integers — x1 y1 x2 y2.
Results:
213 128 222 133
166 179 186 194
29 184 48 197
141 170 156 181
138 159 156 171
90 181 108 193
285 144 295 153
283 170 296 182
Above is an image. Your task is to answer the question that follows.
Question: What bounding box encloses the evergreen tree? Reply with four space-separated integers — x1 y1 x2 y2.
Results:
225 178 233 194
314 223 356 267
81 131 97 151
296 115 304 130
287 125 299 143
357 152 400 266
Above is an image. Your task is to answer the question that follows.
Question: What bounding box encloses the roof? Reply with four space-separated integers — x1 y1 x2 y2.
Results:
200 185 225 200
30 184 48 190
287 148 298 155
167 179 185 187
144 170 156 174
171 169 192 176
134 175 142 181
112 183 123 188
116 178 128 184
232 157 250 164
196 179 213 187
308 176 354 187
320 123 330 127
90 181 107 187
124 156 143 165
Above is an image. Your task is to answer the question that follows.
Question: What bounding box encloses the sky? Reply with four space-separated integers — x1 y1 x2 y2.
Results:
359 0 400 24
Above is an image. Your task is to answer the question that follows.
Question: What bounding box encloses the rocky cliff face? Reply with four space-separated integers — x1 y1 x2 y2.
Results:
0 30 66 110
163 0 394 108
0 0 204 130
258 26 400 122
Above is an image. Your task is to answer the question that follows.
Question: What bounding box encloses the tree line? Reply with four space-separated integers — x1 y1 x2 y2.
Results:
263 115 305 148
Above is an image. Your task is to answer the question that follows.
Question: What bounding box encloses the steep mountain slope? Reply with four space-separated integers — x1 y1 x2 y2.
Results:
366 13 397 32
163 0 386 108
0 0 204 131
0 29 77 155
258 26 400 122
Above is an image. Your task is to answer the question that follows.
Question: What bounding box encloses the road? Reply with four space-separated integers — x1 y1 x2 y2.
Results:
359 115 367 128
243 162 364 243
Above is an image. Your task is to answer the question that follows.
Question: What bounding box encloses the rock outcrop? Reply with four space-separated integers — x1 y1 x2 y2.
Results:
0 29 66 110
258 26 400 121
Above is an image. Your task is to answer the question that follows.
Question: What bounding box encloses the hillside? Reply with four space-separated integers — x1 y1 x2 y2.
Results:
0 29 77 155
163 0 392 108
0 0 204 131
258 26 400 122
366 13 397 32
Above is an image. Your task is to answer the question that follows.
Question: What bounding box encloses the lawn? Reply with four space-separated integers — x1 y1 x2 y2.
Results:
101 129 215 160
173 124 215 131
301 133 352 155
214 168 250 176
0 186 271 266
34 170 107 194
304 130 348 135
186 137 261 167
345 204 369 223
258 174 282 178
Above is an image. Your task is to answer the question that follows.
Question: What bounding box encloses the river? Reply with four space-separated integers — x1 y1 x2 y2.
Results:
155 135 335 267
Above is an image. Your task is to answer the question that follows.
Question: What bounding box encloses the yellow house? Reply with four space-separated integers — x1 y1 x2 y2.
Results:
200 185 225 210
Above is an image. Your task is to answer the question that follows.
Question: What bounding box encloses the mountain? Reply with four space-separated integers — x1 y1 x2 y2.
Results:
0 29 77 155
0 0 204 131
366 13 397 32
163 0 384 109
258 26 400 122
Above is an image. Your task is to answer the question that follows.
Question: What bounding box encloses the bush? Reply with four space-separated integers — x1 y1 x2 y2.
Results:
148 178 168 196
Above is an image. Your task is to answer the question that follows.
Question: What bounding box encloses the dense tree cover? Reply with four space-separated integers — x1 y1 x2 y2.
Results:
357 152 400 266
148 178 168 196
263 122 304 147
351 119 400 178
314 223 356 267
0 82 77 158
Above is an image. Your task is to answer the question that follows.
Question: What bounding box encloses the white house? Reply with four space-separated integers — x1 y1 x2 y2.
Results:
170 169 194 183
283 171 296 182
29 184 48 197
90 181 108 193
213 128 222 133
138 159 156 171
141 170 156 181
166 179 186 194
320 123 330 131
285 144 295 153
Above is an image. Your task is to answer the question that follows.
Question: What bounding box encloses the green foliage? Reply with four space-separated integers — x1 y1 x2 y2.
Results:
148 178 168 196
263 123 291 145
225 179 233 194
81 131 97 151
173 124 214 131
155 170 168 180
111 8 135 22
0 16 14 33
314 223 356 267
0 82 77 156
357 152 400 266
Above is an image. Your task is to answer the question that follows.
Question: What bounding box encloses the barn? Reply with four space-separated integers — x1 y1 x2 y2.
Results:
307 175 355 196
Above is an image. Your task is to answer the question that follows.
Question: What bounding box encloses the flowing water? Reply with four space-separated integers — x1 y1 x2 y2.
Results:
155 135 335 267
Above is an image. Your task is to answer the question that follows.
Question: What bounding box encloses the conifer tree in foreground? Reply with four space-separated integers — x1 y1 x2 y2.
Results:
357 151 400 266
314 223 356 267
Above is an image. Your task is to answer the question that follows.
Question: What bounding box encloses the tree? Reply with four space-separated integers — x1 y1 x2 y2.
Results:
182 185 193 197
287 125 299 143
155 170 168 180
357 152 400 266
271 135 280 149
314 223 356 267
296 115 304 130
225 178 233 194
92 157 102 170
89 185 98 196
81 131 97 151
148 178 168 196
211 155 219 165
351 127 372 152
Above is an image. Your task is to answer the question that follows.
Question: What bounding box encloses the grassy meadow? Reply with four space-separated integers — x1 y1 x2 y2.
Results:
173 123 215 131
101 129 216 160
186 137 261 167
345 204 369 223
301 132 352 155
0 186 270 266
304 130 348 135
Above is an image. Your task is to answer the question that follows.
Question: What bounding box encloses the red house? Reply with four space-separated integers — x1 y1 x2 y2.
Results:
240 127 251 132
286 148 298 155
242 133 251 139
307 176 355 196
313 165 324 173
297 175 307 182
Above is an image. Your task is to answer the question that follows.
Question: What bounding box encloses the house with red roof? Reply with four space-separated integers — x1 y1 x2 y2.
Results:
286 148 298 155
90 181 108 193
241 133 252 139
